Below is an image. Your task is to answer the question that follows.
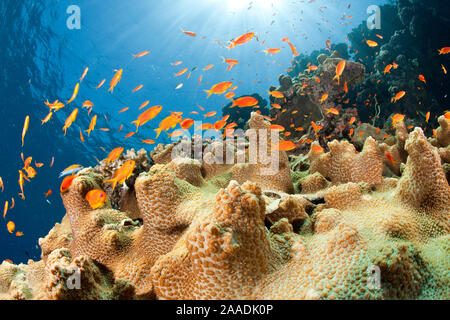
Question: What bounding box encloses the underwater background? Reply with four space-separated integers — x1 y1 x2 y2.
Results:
0 0 448 265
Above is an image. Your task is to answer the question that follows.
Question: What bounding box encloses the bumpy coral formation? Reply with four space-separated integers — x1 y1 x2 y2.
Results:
1 111 449 300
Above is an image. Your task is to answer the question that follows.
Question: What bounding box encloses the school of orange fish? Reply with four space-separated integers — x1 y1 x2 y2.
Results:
1 18 449 249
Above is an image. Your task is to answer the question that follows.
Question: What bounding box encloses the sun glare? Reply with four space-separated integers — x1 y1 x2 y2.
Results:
226 0 281 11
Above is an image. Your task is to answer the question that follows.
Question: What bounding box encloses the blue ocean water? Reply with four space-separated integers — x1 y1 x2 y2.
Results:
0 0 390 263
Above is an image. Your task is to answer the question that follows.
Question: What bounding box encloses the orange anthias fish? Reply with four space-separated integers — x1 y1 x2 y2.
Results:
41 112 53 125
438 47 450 55
384 64 393 74
221 57 239 71
272 140 296 151
230 96 258 108
225 92 236 99
79 67 88 82
67 83 79 104
180 118 195 130
312 145 324 154
6 221 15 234
263 48 281 56
204 65 214 71
21 115 29 147
326 108 339 115
132 85 143 92
85 189 107 209
385 152 397 165
181 28 197 37
104 147 124 164
18 170 25 200
85 115 97 136
319 93 328 104
62 108 78 135
60 175 76 193
175 68 188 77
270 125 285 132
333 60 346 84
425 111 431 123
45 189 52 198
133 51 150 58
139 100 150 110
204 81 233 98
311 121 323 134
268 90 284 99
106 160 136 192
204 111 217 118
392 91 406 103
142 139 155 144
349 116 356 125
227 32 254 49
287 41 299 56
109 69 123 93
444 111 450 120
131 105 163 131
418 74 426 84
0 177 3 192
392 114 405 127
95 79 106 89
366 40 378 47
3 201 8 219
154 113 182 138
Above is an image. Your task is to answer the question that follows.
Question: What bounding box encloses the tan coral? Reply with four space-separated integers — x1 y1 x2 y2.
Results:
309 137 383 186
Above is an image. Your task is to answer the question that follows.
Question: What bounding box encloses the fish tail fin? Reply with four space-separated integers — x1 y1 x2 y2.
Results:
131 120 139 131
230 99 236 108
154 128 162 139
204 90 212 98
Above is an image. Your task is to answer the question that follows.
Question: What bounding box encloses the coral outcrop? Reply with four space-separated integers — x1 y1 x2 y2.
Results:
1 112 448 300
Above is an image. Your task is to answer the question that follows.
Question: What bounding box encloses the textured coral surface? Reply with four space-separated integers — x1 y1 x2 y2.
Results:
1 113 448 300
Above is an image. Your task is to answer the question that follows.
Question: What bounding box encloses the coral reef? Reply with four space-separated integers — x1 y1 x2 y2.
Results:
269 51 365 141
1 111 449 300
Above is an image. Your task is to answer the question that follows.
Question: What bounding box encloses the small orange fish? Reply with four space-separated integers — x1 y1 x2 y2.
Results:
349 117 356 125
60 175 76 193
204 111 217 118
62 109 78 135
319 94 329 104
3 201 8 218
104 147 124 164
267 90 284 99
270 125 285 132
230 96 258 108
85 115 97 136
133 51 150 58
438 47 450 55
392 91 406 103
392 62 398 69
425 112 431 123
106 160 136 192
67 83 79 104
442 65 447 74
263 48 281 55
325 108 339 115
175 68 188 77
131 105 163 131
124 132 135 138
181 28 197 37
204 65 214 71
95 79 106 89
132 85 143 92
142 139 155 144
418 74 426 84
109 69 123 93
272 140 296 151
40 112 53 125
385 152 397 165
271 104 282 109
0 177 3 192
333 60 346 84
79 67 89 82
16 232 23 237
227 32 254 49
366 40 378 47
311 121 323 134
204 82 233 98
444 111 450 120
6 221 15 234
225 92 236 99
392 114 405 127
384 64 393 74
119 107 129 113
45 189 52 198
171 61 182 66
312 145 324 154
21 115 29 147
85 189 107 209
180 118 195 130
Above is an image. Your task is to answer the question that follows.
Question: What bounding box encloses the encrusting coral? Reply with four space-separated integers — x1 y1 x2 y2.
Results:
1 112 449 300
